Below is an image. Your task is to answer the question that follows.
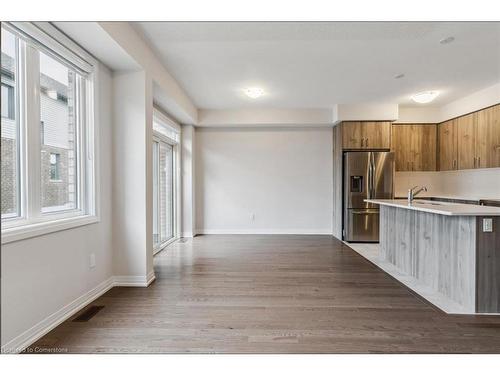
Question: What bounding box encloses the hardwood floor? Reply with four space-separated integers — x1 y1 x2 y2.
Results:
28 235 500 353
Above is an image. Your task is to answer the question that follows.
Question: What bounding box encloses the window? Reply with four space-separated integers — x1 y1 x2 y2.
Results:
49 153 60 181
1 84 15 119
152 109 180 253
1 22 97 242
1 27 20 219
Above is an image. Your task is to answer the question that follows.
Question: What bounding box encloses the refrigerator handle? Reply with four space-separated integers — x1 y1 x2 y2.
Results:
367 153 374 199
371 154 376 198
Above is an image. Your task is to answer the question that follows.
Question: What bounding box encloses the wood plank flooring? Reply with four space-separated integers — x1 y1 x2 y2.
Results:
28 235 500 353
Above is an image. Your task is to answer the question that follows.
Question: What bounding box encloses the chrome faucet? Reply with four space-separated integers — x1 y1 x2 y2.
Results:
407 185 427 203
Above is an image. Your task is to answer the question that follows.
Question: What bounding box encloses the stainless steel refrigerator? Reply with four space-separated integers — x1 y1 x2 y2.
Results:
343 151 394 242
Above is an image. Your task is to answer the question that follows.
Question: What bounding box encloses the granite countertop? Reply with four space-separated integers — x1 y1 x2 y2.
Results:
365 199 500 216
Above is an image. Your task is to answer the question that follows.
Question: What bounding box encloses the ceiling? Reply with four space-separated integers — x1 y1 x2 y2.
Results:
135 22 500 110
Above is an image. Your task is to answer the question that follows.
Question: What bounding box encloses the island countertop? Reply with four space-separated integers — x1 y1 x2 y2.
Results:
365 199 500 216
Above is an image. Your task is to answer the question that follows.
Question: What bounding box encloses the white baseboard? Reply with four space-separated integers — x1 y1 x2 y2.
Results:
196 229 333 235
113 271 156 287
2 270 156 354
181 231 194 238
1 276 114 354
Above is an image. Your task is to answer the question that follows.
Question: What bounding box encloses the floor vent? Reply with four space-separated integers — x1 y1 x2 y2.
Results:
72 305 104 322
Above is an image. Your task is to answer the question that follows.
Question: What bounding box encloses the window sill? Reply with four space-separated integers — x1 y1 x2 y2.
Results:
1 215 99 244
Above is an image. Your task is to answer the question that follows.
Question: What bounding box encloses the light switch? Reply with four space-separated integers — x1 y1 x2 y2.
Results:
483 218 493 233
89 253 96 268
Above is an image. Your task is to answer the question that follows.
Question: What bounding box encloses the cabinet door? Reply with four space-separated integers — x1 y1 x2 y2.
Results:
342 122 363 149
476 104 500 168
411 124 437 171
391 125 413 171
362 121 391 149
438 120 457 171
457 113 477 170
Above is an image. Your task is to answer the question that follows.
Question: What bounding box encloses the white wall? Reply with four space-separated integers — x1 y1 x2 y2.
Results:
395 168 500 200
198 108 332 127
111 70 154 280
195 127 333 234
1 64 114 348
181 125 196 237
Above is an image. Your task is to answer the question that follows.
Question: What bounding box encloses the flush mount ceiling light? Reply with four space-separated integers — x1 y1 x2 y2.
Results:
244 87 265 99
411 91 439 104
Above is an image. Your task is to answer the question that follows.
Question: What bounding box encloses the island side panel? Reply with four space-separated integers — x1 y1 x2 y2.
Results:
380 206 415 275
437 215 476 309
476 216 500 313
414 211 440 289
379 205 476 312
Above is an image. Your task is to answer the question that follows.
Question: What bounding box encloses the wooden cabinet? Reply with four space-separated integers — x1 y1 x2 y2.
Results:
412 125 437 171
342 121 363 149
438 119 458 171
457 113 477 170
438 104 500 170
476 104 500 168
392 124 436 171
342 121 391 149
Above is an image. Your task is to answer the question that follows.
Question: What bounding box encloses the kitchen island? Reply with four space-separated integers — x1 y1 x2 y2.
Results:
363 199 500 314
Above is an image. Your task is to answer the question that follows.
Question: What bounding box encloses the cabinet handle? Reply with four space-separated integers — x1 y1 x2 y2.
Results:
366 138 369 147
412 161 414 171
473 157 477 168
361 138 364 147
478 157 481 168
407 161 410 170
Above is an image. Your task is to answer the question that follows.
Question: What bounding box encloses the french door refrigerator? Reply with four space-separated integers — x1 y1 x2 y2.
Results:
343 151 394 242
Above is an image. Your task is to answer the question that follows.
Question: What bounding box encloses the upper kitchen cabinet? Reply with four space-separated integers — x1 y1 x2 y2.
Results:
392 124 436 171
342 121 391 149
412 124 437 171
476 104 500 168
342 121 363 149
438 104 500 170
438 119 458 171
456 113 477 170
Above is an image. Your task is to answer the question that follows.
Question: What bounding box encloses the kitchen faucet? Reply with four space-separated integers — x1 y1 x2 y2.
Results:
407 185 427 203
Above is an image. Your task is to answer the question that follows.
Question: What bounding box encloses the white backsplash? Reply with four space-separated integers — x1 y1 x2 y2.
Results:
395 168 500 200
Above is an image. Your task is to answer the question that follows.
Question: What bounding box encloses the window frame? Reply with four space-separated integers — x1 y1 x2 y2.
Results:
1 22 100 244
152 108 181 254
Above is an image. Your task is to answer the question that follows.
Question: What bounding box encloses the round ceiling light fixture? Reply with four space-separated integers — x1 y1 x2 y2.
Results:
439 36 455 45
411 91 439 104
244 87 265 99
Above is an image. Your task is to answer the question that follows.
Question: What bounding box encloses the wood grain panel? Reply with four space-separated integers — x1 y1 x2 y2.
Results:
380 206 476 311
438 119 457 171
362 121 391 149
457 113 477 170
476 104 500 168
391 125 413 171
342 122 362 149
412 124 437 171
476 216 500 313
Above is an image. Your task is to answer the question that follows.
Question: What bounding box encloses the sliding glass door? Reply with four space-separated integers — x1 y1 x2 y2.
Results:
152 137 174 253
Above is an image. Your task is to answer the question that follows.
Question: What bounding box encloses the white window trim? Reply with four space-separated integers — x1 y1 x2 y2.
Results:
152 108 181 254
1 22 100 244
